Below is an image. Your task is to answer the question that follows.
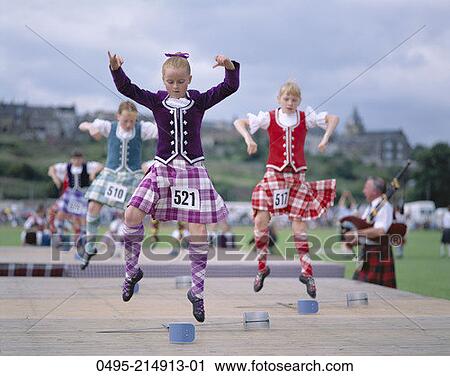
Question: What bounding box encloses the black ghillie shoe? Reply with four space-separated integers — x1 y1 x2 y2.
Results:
187 288 205 323
80 247 98 270
299 273 317 299
122 269 143 302
253 266 270 293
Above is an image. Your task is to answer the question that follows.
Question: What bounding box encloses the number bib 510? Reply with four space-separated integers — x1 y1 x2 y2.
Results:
273 188 290 210
171 187 200 210
105 183 128 203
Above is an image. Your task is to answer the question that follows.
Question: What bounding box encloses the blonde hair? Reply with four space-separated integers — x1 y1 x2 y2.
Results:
117 101 138 114
162 54 191 76
278 81 301 99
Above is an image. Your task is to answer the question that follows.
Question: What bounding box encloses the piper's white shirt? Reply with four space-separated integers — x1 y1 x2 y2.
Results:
362 196 393 233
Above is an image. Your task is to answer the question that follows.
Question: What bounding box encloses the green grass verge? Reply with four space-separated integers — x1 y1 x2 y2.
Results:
0 225 447 300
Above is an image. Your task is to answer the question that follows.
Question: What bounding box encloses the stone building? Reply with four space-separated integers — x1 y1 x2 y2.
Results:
0 101 77 141
337 108 411 166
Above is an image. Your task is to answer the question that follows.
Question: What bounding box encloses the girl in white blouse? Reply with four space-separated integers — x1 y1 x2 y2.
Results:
234 81 339 298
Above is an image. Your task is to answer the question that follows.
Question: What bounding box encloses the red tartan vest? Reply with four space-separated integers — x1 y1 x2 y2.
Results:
266 109 307 172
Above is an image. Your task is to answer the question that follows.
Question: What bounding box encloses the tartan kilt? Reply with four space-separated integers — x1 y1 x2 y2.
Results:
353 244 397 288
85 168 144 210
251 168 336 220
129 157 228 224
441 228 450 244
58 188 88 218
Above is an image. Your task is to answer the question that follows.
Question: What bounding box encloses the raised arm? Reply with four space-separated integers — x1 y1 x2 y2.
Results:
199 55 240 110
233 118 257 155
108 51 159 110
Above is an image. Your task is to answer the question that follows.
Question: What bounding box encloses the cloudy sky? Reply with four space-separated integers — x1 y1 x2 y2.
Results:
1 0 449 146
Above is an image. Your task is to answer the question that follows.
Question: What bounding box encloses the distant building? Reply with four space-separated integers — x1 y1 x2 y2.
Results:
336 108 411 166
0 101 77 141
0 102 412 166
304 127 339 155
0 102 154 142
338 129 411 166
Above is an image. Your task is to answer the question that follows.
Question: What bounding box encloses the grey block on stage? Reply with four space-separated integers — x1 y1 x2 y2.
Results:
167 323 195 343
243 311 270 329
346 292 369 307
297 299 319 314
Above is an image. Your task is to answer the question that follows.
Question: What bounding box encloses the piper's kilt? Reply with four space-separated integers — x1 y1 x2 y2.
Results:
353 244 397 288
85 168 143 210
129 157 228 224
251 168 336 220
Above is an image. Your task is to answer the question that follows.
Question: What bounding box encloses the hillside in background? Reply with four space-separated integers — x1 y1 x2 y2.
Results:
0 130 411 203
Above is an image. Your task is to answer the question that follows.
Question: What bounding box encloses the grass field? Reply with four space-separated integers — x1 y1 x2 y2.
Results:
0 225 448 300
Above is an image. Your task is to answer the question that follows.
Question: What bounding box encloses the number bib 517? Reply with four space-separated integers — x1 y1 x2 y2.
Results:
105 183 128 203
171 187 200 210
273 188 290 210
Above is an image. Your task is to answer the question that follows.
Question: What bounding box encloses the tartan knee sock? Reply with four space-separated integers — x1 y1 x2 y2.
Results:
189 242 209 299
295 234 313 277
123 222 144 278
78 223 86 245
255 228 270 272
85 213 100 254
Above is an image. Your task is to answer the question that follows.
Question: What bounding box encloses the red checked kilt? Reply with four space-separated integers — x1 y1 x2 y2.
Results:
251 168 336 221
353 244 397 288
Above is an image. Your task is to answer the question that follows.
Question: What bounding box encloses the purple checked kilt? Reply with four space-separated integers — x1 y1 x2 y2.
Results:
353 244 397 288
128 157 228 224
57 188 88 218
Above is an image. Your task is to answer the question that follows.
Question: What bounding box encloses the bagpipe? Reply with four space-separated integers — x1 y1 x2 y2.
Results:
340 160 411 246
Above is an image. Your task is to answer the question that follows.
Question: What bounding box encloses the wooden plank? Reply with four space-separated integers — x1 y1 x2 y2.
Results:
0 277 449 355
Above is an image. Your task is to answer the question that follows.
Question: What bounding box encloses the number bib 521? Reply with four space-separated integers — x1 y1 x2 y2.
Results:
105 183 128 203
273 188 290 209
171 187 200 210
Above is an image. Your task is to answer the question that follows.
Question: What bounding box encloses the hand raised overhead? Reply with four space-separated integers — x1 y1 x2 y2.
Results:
108 51 124 71
212 55 235 70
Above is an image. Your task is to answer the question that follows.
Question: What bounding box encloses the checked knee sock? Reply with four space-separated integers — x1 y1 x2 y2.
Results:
255 228 270 273
123 222 144 278
53 218 66 246
85 213 100 254
189 242 209 299
54 218 65 235
295 234 313 277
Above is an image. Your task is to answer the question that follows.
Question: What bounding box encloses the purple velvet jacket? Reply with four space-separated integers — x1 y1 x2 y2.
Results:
111 62 240 165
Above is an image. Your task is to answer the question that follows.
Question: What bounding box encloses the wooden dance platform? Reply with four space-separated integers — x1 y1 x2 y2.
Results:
1 276 449 355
